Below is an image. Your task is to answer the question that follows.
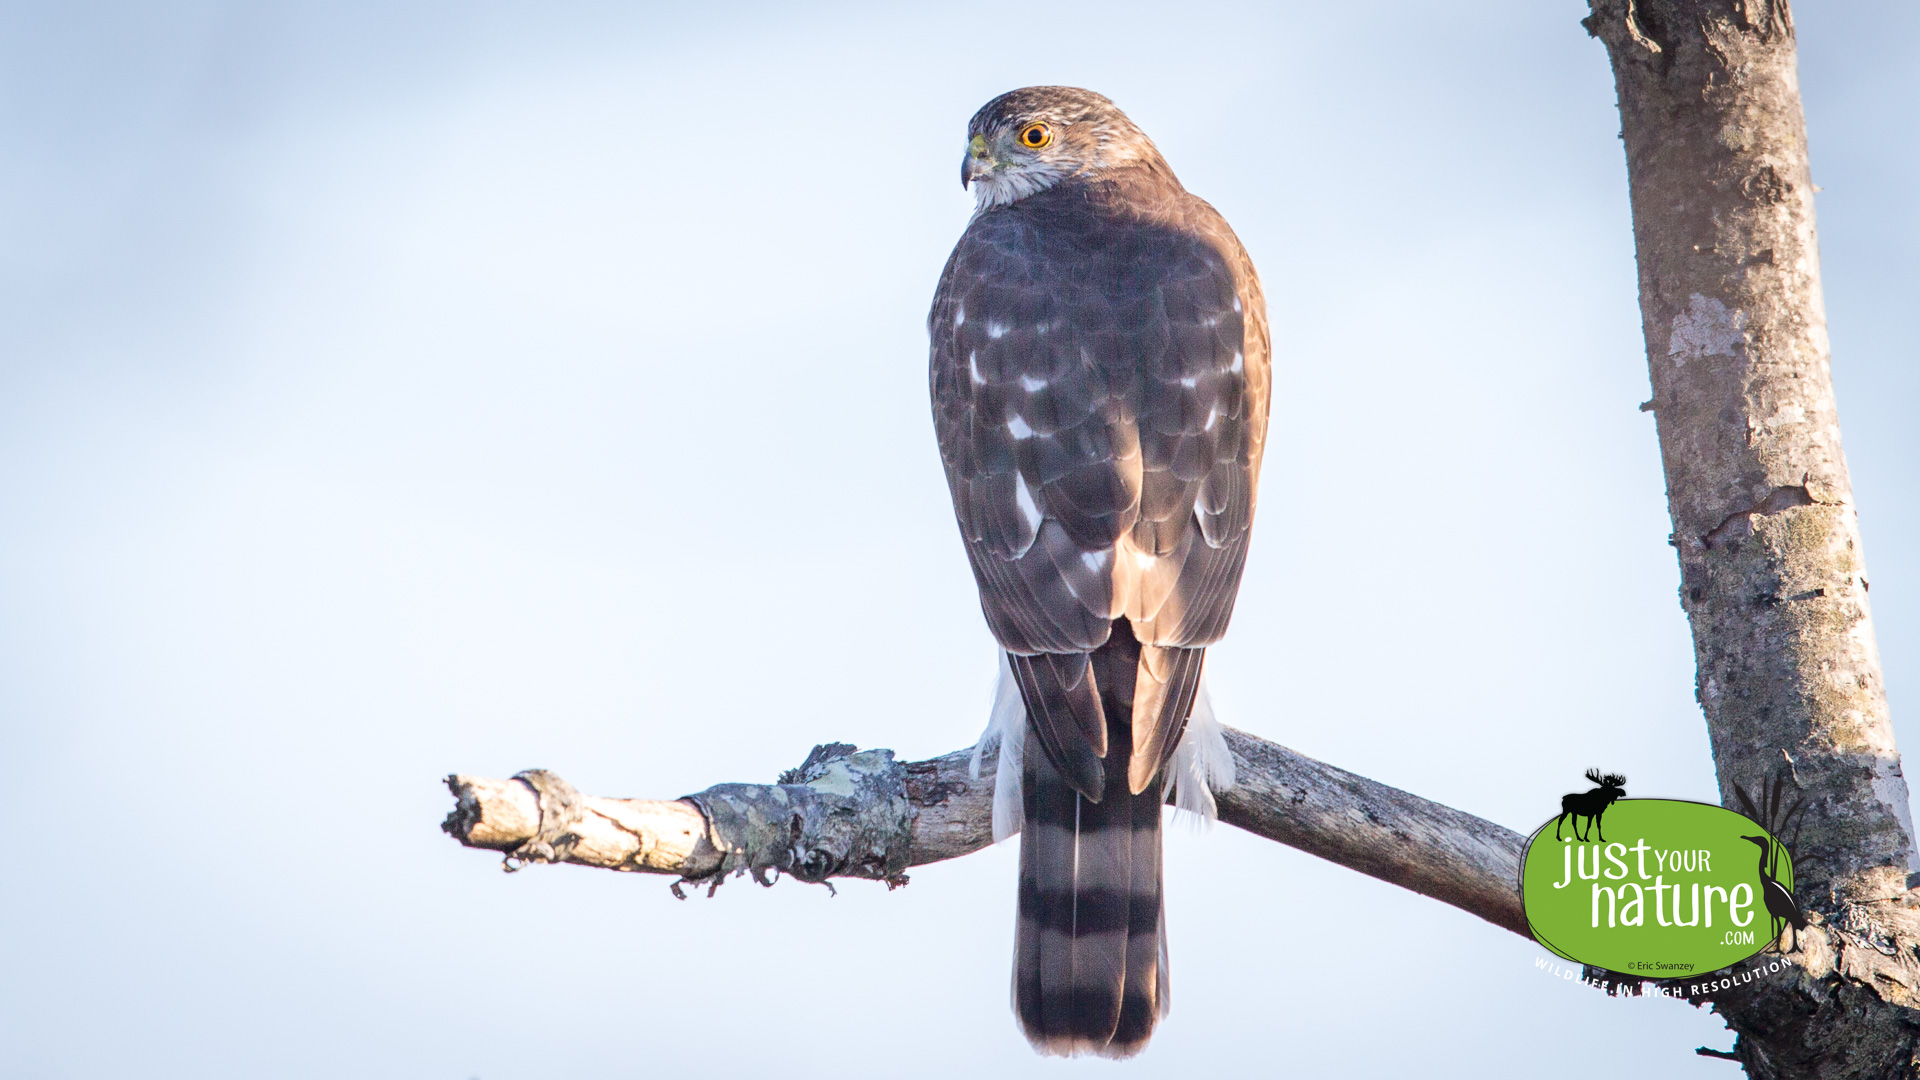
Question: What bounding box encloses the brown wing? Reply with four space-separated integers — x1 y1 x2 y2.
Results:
930 174 1269 792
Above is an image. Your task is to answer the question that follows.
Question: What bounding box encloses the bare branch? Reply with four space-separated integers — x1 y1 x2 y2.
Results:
1213 730 1529 936
443 726 1529 933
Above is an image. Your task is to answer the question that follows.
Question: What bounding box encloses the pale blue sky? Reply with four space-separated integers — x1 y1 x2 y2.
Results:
1 3 1914 1076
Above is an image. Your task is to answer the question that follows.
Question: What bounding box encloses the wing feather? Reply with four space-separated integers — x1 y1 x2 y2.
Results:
930 169 1270 774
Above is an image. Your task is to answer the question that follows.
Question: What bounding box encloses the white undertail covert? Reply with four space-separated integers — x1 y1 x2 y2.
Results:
969 650 1235 841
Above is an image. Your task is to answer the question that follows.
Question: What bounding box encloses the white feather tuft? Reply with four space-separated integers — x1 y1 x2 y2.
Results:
969 651 1027 842
974 654 1233 836
1166 675 1236 827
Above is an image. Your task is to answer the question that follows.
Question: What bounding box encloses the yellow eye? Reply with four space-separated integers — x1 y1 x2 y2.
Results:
1018 122 1052 149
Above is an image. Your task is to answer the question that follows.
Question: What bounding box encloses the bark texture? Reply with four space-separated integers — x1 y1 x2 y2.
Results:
1585 2 1920 1074
444 726 1530 934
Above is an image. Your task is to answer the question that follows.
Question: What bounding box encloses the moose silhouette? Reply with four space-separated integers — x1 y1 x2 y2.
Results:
1554 769 1627 843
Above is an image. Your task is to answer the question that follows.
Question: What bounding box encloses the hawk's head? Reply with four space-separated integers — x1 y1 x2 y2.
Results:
962 86 1166 210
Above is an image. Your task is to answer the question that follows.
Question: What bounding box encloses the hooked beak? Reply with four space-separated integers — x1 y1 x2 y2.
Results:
961 134 994 190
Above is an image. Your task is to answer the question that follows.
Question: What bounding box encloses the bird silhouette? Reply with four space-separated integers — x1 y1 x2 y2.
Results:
1742 834 1807 952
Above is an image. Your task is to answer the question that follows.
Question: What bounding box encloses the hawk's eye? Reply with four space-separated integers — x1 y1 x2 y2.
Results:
1019 122 1052 149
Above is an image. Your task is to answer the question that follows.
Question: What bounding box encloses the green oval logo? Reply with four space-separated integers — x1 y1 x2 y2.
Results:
1521 798 1795 977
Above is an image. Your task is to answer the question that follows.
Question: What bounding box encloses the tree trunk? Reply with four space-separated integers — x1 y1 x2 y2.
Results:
1584 2 1920 1074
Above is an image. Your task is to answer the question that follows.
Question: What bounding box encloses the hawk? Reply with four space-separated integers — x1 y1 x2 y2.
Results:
929 87 1270 1057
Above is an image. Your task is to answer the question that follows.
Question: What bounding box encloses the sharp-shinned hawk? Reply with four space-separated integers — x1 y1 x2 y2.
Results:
929 86 1270 1057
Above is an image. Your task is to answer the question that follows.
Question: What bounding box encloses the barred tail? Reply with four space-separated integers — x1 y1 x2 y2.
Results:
1012 633 1171 1057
